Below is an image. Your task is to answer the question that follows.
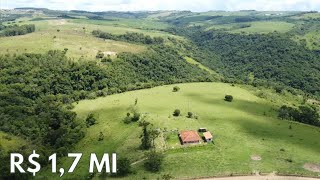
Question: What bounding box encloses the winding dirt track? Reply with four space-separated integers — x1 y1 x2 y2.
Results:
199 175 319 180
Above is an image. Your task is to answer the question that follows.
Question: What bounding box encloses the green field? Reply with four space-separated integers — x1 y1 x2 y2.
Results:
0 18 147 59
230 21 295 34
0 17 180 59
39 83 320 179
1 10 320 180
184 56 221 77
0 132 27 152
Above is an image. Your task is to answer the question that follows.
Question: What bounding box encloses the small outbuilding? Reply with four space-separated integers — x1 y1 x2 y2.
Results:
203 131 213 142
198 128 207 132
179 130 201 145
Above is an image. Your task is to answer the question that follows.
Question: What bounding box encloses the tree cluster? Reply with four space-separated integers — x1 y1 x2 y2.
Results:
0 24 35 36
278 105 320 127
92 30 165 45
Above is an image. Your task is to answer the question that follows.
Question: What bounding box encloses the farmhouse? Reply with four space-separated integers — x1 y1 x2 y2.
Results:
203 131 213 142
179 130 201 145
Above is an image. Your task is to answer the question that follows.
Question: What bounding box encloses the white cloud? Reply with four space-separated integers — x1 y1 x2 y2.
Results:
1 0 320 11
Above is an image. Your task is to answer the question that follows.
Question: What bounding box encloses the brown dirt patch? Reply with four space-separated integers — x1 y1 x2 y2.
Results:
303 163 320 172
251 155 262 161
103 51 117 56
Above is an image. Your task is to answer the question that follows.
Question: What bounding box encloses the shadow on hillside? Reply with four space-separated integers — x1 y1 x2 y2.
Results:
234 117 320 154
185 92 320 153
185 92 277 117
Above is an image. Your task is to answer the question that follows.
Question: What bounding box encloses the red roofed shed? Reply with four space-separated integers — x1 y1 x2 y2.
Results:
179 130 201 145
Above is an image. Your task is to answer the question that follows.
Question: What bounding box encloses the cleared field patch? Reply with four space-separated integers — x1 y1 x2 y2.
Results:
230 21 295 34
301 32 320 50
41 83 320 179
71 18 170 30
0 131 27 152
291 13 320 20
0 28 146 59
69 18 178 38
0 17 182 59
184 56 221 77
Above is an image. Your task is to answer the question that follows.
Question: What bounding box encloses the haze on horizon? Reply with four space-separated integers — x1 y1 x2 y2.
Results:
0 0 319 12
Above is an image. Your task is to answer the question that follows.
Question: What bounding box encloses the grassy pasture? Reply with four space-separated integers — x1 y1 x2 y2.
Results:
68 19 179 38
230 21 295 34
0 132 27 152
71 18 170 31
291 13 320 20
301 32 320 50
40 83 320 179
184 56 221 78
0 18 148 59
205 21 295 34
0 16 181 59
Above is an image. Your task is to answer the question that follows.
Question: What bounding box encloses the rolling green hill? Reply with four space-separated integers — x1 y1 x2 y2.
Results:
0 9 319 180
40 83 320 179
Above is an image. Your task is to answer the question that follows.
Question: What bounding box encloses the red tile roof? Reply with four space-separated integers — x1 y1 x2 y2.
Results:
180 130 201 142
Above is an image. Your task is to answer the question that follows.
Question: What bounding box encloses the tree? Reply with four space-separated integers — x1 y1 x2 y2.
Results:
149 129 160 148
224 95 233 102
116 157 132 176
144 151 164 172
278 105 293 120
139 120 151 150
173 109 181 116
86 113 96 127
131 112 141 122
124 105 140 123
172 86 180 92
187 112 193 118
98 132 104 141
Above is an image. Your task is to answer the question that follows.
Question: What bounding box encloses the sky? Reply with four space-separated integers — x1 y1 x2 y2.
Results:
0 0 320 12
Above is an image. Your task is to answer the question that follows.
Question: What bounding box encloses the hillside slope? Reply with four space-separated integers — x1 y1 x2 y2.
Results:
40 83 320 179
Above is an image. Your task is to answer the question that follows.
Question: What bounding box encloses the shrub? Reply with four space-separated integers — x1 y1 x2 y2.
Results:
123 116 132 124
98 132 104 141
101 56 112 63
275 86 284 93
224 95 233 102
87 92 97 99
96 51 104 59
187 112 193 118
131 112 141 122
173 109 180 116
162 174 174 180
144 151 164 172
86 113 96 127
172 86 180 92
115 157 132 176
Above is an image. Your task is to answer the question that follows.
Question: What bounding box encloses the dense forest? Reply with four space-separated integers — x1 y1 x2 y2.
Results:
0 24 35 37
92 30 165 45
170 27 320 97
